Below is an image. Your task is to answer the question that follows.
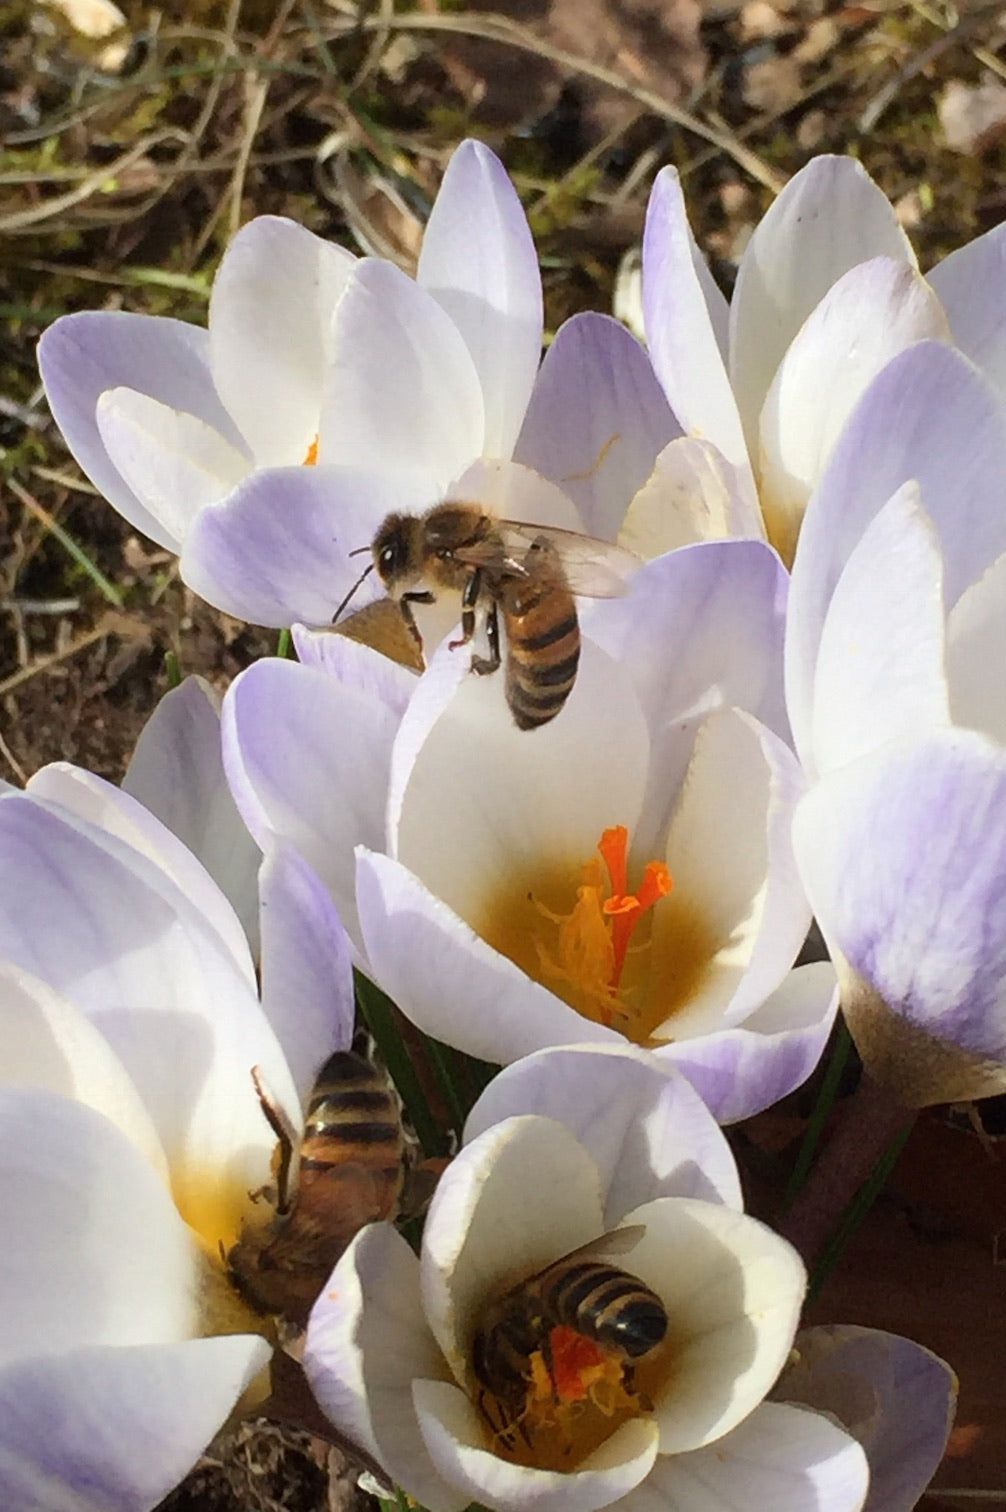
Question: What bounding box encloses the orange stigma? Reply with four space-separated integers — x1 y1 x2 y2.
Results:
598 826 672 988
303 435 319 466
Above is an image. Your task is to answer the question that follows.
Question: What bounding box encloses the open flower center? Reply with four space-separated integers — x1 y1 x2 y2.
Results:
477 1322 669 1472
479 823 725 1045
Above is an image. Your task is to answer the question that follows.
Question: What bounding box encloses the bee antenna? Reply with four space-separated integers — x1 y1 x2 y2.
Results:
332 560 375 625
347 544 371 558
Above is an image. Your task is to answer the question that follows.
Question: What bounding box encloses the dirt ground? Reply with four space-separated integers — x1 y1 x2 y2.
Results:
4 0 1006 1506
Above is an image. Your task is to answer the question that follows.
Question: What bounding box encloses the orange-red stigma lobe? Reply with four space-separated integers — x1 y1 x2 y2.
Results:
597 825 672 989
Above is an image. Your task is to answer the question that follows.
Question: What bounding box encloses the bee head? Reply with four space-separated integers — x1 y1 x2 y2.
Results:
372 514 412 587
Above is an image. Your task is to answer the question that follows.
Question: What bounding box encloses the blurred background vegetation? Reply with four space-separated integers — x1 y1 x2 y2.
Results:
2 2 1006 1506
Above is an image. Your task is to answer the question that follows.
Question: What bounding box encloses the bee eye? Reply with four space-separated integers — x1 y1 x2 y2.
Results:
379 545 397 573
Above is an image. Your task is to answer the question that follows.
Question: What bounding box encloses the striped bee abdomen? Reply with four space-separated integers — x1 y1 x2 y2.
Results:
550 1261 668 1358
300 1050 406 1207
501 545 581 731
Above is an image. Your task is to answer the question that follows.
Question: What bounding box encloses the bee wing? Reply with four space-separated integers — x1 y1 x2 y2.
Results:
557 1224 648 1264
453 521 642 598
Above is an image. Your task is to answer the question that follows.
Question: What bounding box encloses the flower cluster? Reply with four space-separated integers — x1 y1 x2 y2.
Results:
7 138 997 1508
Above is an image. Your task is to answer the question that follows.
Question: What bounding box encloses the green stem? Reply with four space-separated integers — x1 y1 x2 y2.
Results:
782 1021 852 1212
164 650 182 690
424 1036 470 1135
355 973 447 1158
276 627 293 658
808 1125 913 1302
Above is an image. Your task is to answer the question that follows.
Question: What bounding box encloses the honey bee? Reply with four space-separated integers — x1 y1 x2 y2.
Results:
228 1050 406 1326
333 504 640 731
472 1226 667 1437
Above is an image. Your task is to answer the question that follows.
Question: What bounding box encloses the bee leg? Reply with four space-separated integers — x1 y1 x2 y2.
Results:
250 1065 297 1216
470 599 501 676
448 568 483 652
399 589 436 647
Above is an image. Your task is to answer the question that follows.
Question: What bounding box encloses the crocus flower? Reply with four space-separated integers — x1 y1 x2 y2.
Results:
776 1325 957 1512
784 338 1006 1104
305 1044 870 1512
224 540 838 1123
40 140 678 629
631 155 1006 567
0 761 355 1508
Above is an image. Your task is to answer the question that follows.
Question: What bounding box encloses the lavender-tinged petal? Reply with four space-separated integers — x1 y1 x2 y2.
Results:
624 1401 869 1512
258 843 355 1101
583 539 790 751
291 624 418 716
208 215 355 466
222 659 399 950
320 259 484 485
514 312 680 540
418 140 542 460
810 482 949 777
38 312 249 550
729 155 914 449
946 550 1006 746
123 676 261 958
355 850 622 1064
928 221 1006 401
181 464 432 628
657 963 839 1124
642 168 749 474
787 341 1006 769
0 1336 270 1512
779 1325 956 1512
793 730 1006 1094
463 1043 742 1218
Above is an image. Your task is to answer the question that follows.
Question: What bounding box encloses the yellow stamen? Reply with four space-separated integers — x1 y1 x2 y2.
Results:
303 435 319 466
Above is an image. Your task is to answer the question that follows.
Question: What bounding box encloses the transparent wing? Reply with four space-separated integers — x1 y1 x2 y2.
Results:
554 1224 647 1265
452 520 642 598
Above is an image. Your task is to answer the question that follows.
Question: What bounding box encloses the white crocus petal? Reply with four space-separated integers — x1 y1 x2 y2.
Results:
0 1336 271 1512
627 1401 868 1512
26 762 256 989
779 1325 955 1512
618 437 764 558
729 155 915 450
618 1197 805 1454
222 658 399 948
928 220 1006 401
786 340 1006 770
757 258 949 564
37 311 249 551
208 214 355 466
514 312 680 542
291 623 419 715
463 1044 742 1219
653 709 809 1038
421 1116 606 1390
414 1379 659 1512
946 550 1006 745
659 962 839 1125
0 798 296 1241
643 168 749 476
0 964 167 1182
355 850 621 1063
0 1089 199 1363
306 1225 465 1512
321 258 485 484
811 482 949 776
393 638 649 923
123 675 261 956
95 387 250 546
258 843 355 1102
417 139 543 461
582 540 789 758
